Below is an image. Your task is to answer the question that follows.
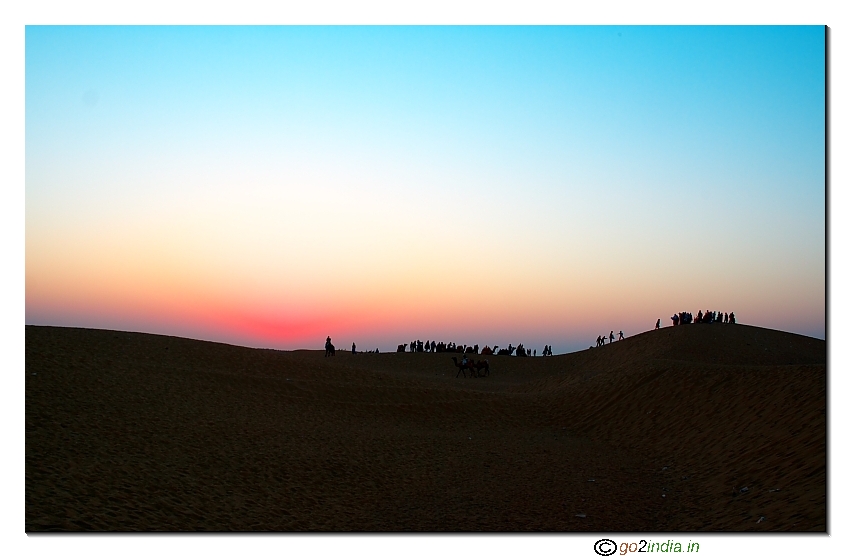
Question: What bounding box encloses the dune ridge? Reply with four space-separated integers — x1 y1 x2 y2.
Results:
26 324 825 531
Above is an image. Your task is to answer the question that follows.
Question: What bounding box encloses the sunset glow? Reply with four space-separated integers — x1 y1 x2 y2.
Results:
26 26 826 352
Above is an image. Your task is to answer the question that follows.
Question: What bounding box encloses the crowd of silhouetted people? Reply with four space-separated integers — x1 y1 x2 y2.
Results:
671 310 735 326
398 340 469 353
329 307 739 360
330 310 738 360
591 310 737 347
377 339 554 356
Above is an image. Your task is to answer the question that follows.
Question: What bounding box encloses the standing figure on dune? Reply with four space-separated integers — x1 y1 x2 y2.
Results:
609 331 615 344
655 319 661 329
325 336 335 357
618 331 624 341
352 342 357 355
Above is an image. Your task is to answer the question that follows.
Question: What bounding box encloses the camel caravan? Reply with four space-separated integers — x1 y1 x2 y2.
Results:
397 340 479 354
396 340 536 357
451 356 490 378
395 340 542 379
327 336 546 379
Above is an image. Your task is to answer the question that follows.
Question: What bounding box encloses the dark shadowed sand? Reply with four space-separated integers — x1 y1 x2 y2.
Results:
25 324 825 531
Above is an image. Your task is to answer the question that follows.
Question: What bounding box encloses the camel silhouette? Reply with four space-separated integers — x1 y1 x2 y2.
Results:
473 359 490 377
451 356 477 378
397 344 407 353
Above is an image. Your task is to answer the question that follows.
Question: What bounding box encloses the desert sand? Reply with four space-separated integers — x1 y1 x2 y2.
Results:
25 323 825 531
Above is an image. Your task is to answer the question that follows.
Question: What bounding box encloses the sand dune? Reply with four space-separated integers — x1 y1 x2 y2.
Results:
25 324 825 531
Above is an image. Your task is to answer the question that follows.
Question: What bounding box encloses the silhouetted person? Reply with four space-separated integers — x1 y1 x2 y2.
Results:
618 331 624 341
724 312 729 324
325 336 335 357
655 319 661 329
729 312 736 324
671 314 679 326
352 342 356 354
609 331 615 343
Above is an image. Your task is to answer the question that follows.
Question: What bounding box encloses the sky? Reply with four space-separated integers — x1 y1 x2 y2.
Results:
25 25 826 353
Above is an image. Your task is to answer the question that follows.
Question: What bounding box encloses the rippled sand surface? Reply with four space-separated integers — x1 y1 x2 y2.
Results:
26 324 825 531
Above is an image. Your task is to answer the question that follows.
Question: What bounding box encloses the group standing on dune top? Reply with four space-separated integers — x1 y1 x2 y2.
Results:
670 310 735 326
593 309 737 348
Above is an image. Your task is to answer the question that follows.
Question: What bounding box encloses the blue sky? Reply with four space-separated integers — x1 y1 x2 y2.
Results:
26 26 825 351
